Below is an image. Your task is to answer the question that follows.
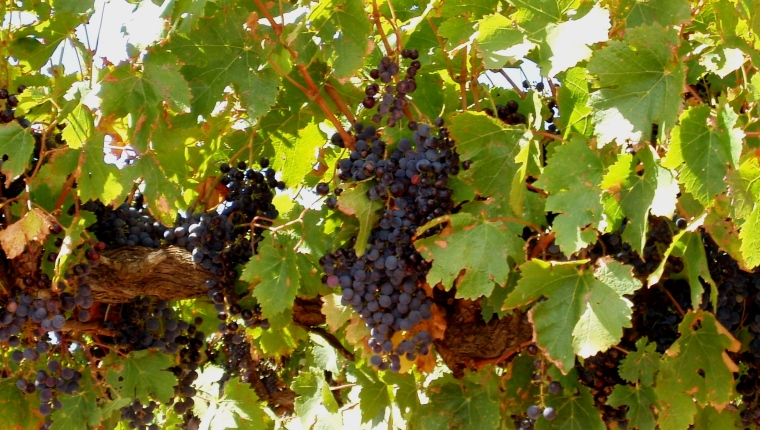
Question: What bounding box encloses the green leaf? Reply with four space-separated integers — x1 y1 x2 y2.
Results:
602 146 679 254
50 374 100 430
306 0 372 78
142 51 192 111
655 311 741 430
0 122 35 187
411 375 501 430
292 372 341 429
508 0 583 36
104 350 177 404
197 378 271 430
271 122 324 188
693 405 739 429
167 5 280 119
415 213 524 299
739 209 760 269
504 259 636 371
541 5 610 77
623 0 691 28
250 311 307 357
240 236 300 319
534 138 604 254
727 157 760 220
556 67 593 137
354 369 391 423
588 24 684 146
475 14 534 68
607 384 656 430
9 12 85 71
336 182 383 257
0 378 44 430
448 112 531 197
77 134 129 205
618 338 661 385
534 382 605 430
439 0 499 19
662 104 744 205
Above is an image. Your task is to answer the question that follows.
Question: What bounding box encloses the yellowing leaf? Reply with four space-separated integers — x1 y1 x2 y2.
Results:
0 208 52 259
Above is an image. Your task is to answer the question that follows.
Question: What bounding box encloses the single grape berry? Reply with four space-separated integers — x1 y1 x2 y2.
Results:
527 405 541 420
259 157 270 168
548 381 562 394
543 407 557 420
220 163 231 173
522 80 530 89
7 95 18 108
17 85 26 93
676 218 687 230
535 82 545 92
316 182 330 196
0 88 7 99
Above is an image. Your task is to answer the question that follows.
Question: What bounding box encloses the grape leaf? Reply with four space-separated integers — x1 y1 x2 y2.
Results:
504 259 636 372
448 112 531 197
601 146 679 254
533 138 604 254
588 24 684 146
241 237 300 319
50 390 100 430
166 5 280 119
607 384 656 430
739 209 760 269
0 378 44 430
307 0 372 78
410 374 500 430
693 405 739 429
439 0 499 19
727 157 760 220
0 208 52 259
623 0 691 28
250 310 308 357
197 378 271 430
292 372 341 429
534 382 605 430
475 14 534 68
104 350 177 404
9 12 84 71
271 122 324 189
541 4 610 77
618 338 661 385
655 311 741 430
78 135 129 205
415 212 525 299
662 104 744 205
508 0 583 37
0 122 35 187
556 67 593 137
336 182 382 256
354 368 391 423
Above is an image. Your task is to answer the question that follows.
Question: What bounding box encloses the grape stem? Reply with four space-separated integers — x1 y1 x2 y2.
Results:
371 0 394 55
660 285 685 317
611 345 629 355
252 0 355 149
496 69 525 99
294 322 355 361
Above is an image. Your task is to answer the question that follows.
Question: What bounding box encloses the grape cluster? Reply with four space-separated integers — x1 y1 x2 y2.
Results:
483 99 527 126
167 323 205 416
165 160 279 334
120 399 159 430
321 121 461 370
101 298 195 353
82 198 166 248
15 361 81 421
577 349 628 427
363 50 420 127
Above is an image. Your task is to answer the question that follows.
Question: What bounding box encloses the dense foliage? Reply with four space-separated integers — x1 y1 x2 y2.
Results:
1 0 760 428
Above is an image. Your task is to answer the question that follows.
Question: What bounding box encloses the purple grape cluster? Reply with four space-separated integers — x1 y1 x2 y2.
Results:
483 99 527 126
164 160 279 333
15 361 81 421
320 121 461 370
82 198 166 248
363 50 421 127
120 399 159 430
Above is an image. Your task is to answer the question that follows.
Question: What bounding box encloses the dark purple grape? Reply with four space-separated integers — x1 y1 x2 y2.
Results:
527 405 541 420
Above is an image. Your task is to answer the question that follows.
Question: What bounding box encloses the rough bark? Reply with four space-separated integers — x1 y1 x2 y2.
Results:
16 245 533 381
434 299 534 378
